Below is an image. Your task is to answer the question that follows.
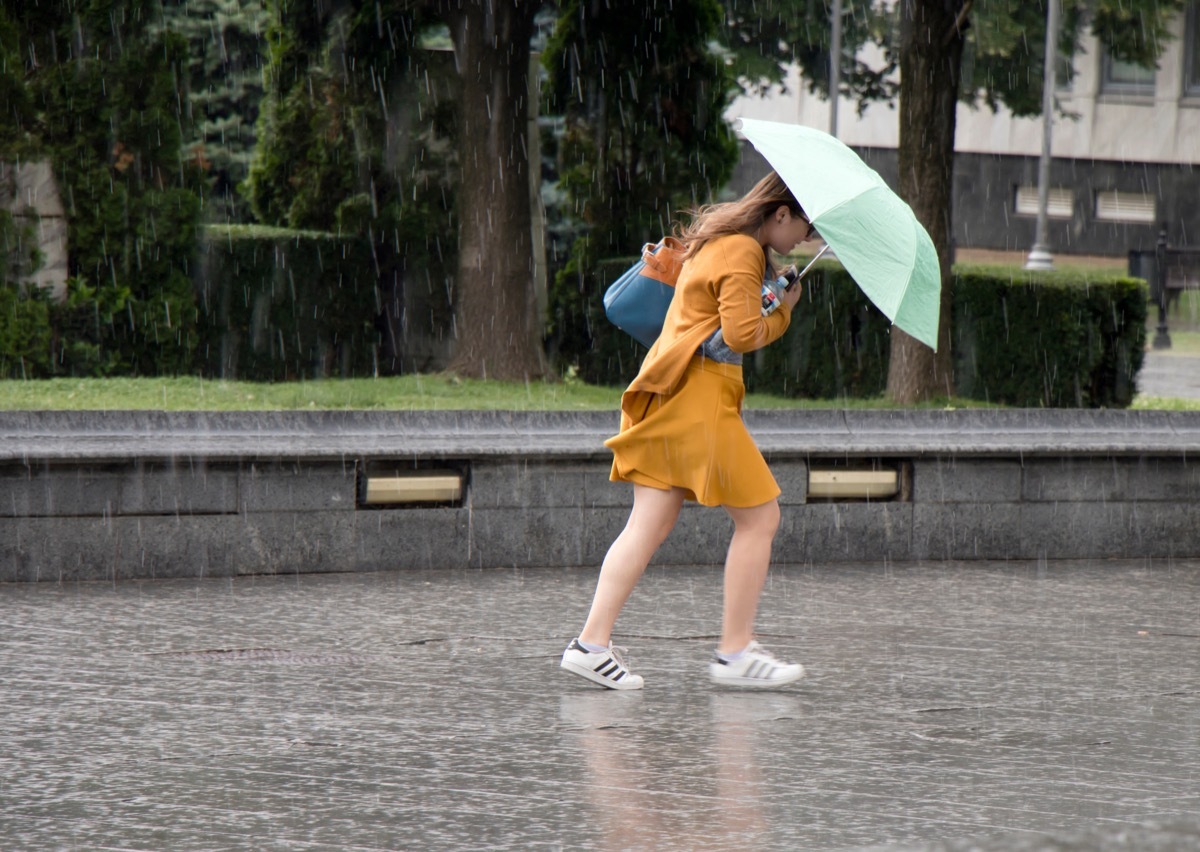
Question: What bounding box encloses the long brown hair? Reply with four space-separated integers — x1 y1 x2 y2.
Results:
674 172 805 270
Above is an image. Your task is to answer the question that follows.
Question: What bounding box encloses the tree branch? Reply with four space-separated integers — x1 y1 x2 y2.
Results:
942 0 974 47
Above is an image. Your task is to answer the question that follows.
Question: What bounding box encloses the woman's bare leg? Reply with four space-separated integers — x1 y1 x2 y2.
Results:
578 484 686 646
718 499 781 654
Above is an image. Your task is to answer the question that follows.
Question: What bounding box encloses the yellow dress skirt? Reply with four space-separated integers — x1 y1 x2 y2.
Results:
605 356 780 508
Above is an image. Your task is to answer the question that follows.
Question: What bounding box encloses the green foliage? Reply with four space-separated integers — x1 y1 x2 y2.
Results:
1087 0 1184 66
0 284 52 378
953 265 1146 408
749 263 893 399
195 226 379 380
50 275 132 376
0 208 51 377
247 2 459 372
158 0 270 222
720 0 895 103
583 257 1148 408
3 1 205 376
0 8 33 153
248 67 359 229
543 0 740 379
754 0 1190 120
0 209 42 285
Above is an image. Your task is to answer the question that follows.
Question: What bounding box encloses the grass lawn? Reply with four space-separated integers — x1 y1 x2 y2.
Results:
0 374 1012 412
1147 291 1200 355
0 373 1194 411
1149 330 1200 356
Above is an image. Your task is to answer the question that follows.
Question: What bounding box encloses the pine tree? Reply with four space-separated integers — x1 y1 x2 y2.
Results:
159 0 270 222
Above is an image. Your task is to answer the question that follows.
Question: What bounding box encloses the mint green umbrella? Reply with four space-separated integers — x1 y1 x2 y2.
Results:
737 117 942 350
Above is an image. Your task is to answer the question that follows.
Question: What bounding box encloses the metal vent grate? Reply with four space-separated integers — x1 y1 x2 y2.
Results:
1014 186 1074 218
1094 190 1155 223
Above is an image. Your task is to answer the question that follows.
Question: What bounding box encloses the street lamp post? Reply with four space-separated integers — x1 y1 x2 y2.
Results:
830 0 842 138
1025 0 1060 271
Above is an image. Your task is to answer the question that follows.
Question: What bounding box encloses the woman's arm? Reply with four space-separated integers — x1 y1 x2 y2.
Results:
712 238 792 354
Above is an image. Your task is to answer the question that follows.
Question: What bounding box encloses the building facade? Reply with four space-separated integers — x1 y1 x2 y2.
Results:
729 3 1200 259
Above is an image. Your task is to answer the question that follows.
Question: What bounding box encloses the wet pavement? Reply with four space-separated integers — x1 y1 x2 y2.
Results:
1139 352 1200 400
3 559 1199 850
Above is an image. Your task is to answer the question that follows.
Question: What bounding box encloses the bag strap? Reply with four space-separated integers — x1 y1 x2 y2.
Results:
639 236 686 286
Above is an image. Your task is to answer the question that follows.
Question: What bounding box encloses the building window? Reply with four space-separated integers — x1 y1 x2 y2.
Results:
1014 186 1073 218
1094 190 1156 223
1100 50 1156 95
1186 2 1200 97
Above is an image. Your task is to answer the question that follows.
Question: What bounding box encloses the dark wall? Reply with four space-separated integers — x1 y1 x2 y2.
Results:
731 142 1200 257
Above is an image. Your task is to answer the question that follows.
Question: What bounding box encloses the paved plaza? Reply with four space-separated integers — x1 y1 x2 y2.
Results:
1138 352 1200 401
3 558 1199 850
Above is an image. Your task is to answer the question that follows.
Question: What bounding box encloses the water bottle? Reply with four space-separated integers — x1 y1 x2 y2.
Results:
761 265 800 316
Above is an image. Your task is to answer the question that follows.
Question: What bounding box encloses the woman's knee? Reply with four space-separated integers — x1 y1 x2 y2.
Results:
730 499 780 536
628 486 684 543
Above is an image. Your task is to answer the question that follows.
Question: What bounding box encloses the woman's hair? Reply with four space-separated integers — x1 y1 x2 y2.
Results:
674 172 806 268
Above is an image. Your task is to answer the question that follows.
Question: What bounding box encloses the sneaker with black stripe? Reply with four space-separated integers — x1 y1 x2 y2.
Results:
709 641 804 689
560 639 644 690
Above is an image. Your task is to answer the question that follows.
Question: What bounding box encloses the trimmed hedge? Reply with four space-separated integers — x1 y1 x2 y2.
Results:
579 259 1148 408
748 263 892 400
0 244 1150 407
195 226 379 381
3 226 382 381
952 265 1146 408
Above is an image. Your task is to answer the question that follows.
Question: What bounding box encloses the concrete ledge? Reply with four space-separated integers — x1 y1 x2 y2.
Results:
4 409 1200 462
2 409 1199 581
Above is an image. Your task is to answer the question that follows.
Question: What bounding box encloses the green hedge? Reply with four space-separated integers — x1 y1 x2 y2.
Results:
0 246 1151 406
952 265 1146 408
0 285 53 379
195 226 379 381
579 259 1148 408
748 263 893 399
1 226 382 381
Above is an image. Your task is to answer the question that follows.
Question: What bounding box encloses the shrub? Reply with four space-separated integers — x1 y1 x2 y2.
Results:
562 253 654 387
194 225 379 380
0 284 52 379
579 258 1149 409
953 265 1146 408
749 262 891 399
542 0 740 378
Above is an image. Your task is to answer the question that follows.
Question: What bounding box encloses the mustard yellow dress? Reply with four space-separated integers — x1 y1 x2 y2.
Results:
606 234 793 508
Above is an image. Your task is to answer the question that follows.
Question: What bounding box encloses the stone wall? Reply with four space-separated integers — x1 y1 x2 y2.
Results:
1 161 68 299
1 410 1198 582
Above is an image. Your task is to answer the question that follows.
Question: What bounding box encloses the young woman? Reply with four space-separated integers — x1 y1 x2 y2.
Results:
561 172 817 690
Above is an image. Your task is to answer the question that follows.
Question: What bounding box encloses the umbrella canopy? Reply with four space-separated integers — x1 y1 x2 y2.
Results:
737 117 942 350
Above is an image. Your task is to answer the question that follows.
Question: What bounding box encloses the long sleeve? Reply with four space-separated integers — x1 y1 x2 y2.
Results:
711 238 791 353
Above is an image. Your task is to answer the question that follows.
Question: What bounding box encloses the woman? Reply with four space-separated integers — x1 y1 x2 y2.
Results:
561 172 817 690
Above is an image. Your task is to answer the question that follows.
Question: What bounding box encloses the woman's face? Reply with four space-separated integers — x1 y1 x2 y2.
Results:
760 206 817 254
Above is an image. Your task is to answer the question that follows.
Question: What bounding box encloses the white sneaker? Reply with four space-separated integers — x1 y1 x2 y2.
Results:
560 639 645 690
708 641 805 689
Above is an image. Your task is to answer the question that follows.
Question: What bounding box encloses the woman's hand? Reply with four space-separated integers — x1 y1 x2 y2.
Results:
782 279 803 311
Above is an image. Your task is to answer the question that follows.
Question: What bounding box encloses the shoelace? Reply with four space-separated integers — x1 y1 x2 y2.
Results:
607 644 632 669
746 642 780 663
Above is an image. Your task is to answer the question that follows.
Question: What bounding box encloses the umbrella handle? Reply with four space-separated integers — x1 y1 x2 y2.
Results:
787 244 832 289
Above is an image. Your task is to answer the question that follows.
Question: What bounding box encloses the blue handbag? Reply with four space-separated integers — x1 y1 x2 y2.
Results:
602 237 686 348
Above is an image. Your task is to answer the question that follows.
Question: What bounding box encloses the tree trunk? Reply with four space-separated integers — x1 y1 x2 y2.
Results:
445 0 545 380
887 0 964 403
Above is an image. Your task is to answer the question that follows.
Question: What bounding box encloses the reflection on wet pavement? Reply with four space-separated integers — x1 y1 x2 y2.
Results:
2 560 1198 850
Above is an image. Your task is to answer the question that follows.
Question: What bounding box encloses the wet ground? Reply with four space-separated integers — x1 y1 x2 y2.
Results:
1139 352 1200 400
3 559 1199 850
